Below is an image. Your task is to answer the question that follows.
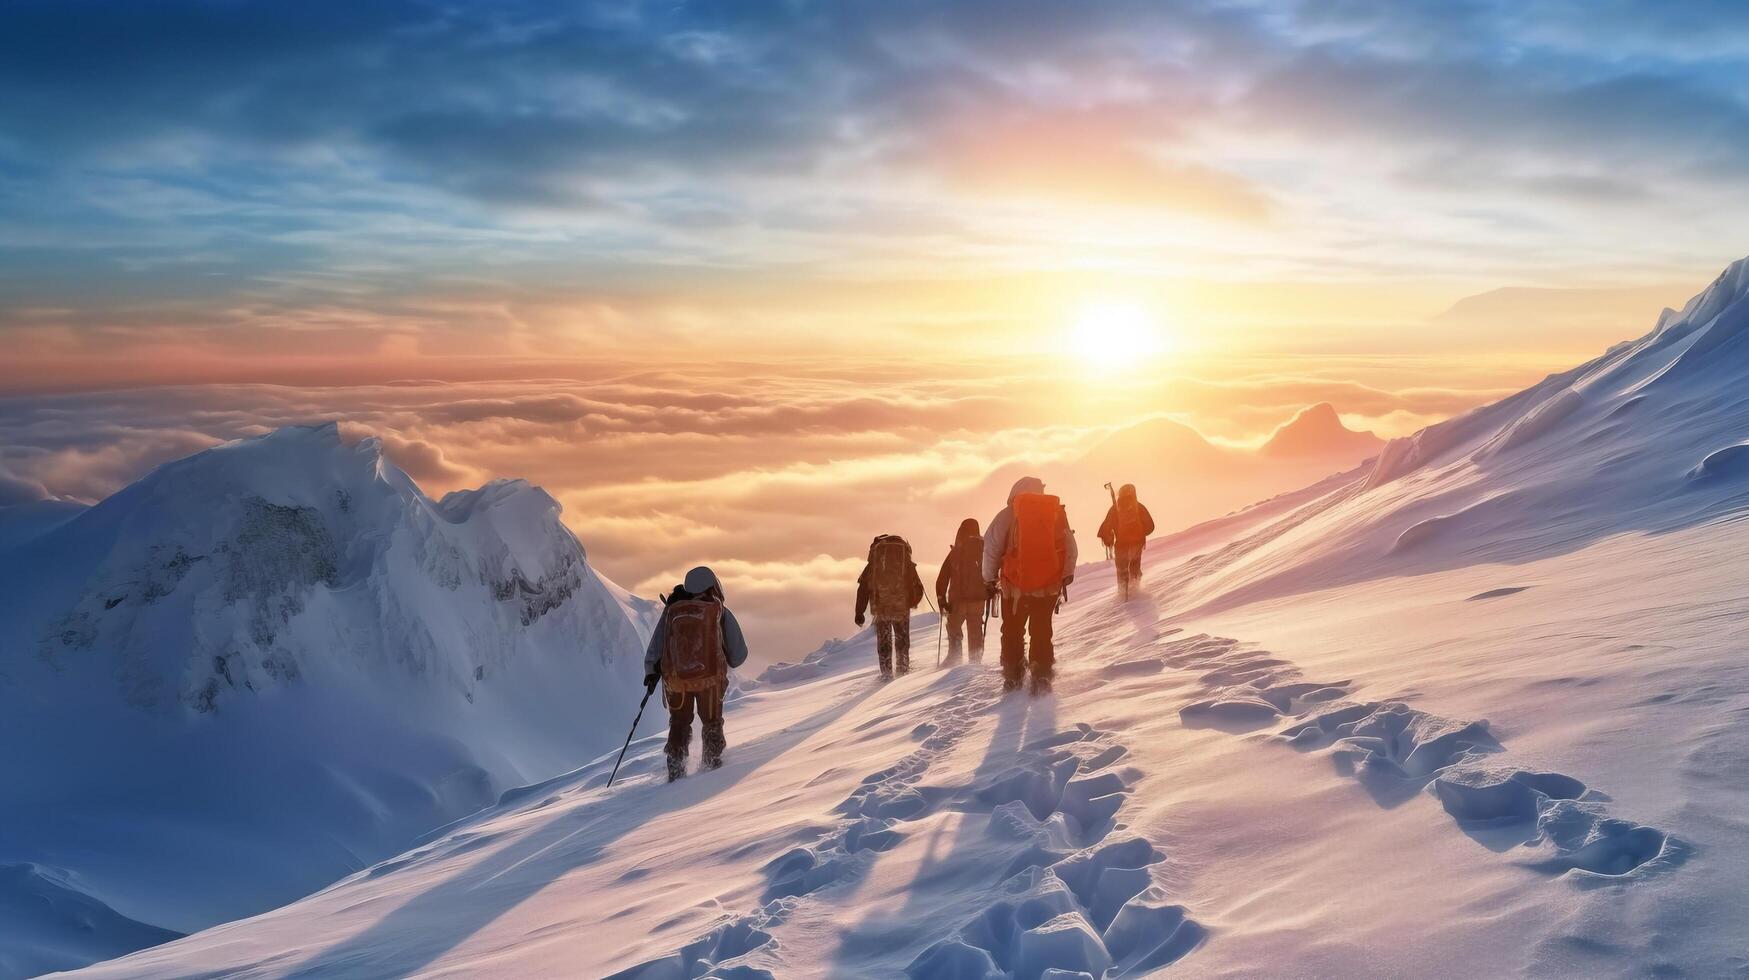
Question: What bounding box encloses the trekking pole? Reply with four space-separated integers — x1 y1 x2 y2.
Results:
922 592 942 668
606 684 656 788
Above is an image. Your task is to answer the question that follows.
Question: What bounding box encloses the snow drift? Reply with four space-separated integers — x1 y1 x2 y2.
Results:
0 423 654 975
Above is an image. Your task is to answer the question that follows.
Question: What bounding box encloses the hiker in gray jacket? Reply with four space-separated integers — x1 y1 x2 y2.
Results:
642 566 749 780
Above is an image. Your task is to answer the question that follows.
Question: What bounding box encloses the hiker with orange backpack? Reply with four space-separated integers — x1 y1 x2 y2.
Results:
642 566 750 782
934 518 988 666
1097 483 1156 600
982 476 1078 695
854 534 925 682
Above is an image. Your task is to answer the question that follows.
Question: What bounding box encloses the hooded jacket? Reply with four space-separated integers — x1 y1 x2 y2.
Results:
934 517 987 607
643 566 750 676
980 476 1078 595
1097 484 1156 547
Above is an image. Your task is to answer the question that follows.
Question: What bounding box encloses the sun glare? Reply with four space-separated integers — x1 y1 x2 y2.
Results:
1069 300 1167 370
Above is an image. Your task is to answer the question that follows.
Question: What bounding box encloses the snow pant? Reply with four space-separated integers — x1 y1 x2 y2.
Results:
944 598 985 664
1115 542 1143 592
1000 592 1055 687
875 616 911 680
665 682 725 778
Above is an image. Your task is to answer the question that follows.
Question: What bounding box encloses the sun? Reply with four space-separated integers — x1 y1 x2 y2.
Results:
1069 300 1167 369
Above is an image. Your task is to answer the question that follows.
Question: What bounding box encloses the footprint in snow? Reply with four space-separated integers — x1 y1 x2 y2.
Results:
1169 632 1686 883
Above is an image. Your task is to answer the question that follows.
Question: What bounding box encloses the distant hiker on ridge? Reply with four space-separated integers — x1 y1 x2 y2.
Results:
983 476 1078 696
643 566 749 782
1098 483 1156 600
934 518 988 666
855 534 925 682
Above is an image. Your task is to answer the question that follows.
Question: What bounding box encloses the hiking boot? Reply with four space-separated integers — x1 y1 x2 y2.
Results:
666 752 688 783
1029 674 1053 697
1001 675 1023 694
701 724 725 771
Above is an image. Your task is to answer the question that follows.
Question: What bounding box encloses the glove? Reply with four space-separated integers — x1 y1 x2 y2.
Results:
936 594 948 611
643 673 659 693
854 612 865 627
1062 574 1074 587
984 580 998 596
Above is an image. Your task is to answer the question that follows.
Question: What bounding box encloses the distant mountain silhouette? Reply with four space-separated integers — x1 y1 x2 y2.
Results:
1259 403 1383 458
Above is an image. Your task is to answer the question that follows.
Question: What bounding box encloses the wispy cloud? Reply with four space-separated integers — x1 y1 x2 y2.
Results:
2 0 1743 364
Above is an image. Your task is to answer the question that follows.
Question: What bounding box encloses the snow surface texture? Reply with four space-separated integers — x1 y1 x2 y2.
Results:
33 259 1749 977
0 424 655 975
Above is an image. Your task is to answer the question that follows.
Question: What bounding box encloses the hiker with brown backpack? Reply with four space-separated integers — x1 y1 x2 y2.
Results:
641 566 750 782
982 476 1078 695
1097 483 1156 600
854 534 925 682
934 518 988 666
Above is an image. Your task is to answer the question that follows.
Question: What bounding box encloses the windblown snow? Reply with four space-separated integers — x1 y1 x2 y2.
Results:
0 424 655 977
22 257 1749 978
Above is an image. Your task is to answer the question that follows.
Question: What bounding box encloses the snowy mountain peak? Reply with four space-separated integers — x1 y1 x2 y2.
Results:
0 424 658 969
29 422 628 714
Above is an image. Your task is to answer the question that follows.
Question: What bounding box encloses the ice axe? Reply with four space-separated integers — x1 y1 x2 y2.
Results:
606 683 656 788
1103 482 1125 600
1102 482 1118 561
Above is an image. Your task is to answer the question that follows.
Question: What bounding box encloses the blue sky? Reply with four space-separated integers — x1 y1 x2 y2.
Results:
4 0 1749 376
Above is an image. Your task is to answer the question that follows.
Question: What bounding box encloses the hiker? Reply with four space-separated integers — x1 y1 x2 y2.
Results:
854 534 924 681
642 566 749 782
982 476 1077 695
934 518 988 665
1097 483 1156 598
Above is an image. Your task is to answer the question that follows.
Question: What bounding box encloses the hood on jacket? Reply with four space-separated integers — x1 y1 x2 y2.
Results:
1007 476 1045 503
1118 483 1137 501
956 517 981 541
683 565 722 599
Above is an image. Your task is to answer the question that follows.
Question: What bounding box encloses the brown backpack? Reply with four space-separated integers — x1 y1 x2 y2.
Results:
868 535 914 620
660 598 727 693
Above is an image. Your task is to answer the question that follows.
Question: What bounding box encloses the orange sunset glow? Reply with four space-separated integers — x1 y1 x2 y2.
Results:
0 1 1740 660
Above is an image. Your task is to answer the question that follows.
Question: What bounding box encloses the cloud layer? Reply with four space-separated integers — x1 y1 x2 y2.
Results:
0 355 1534 658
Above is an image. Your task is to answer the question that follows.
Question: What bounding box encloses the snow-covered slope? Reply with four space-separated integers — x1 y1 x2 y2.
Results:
1152 257 1749 617
44 261 1749 978
63 526 1749 979
0 423 655 976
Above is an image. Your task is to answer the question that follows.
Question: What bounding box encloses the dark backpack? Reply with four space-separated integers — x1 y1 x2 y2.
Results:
660 596 726 693
868 535 914 620
947 534 984 602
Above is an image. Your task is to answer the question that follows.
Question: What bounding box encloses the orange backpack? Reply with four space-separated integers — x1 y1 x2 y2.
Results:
660 598 727 693
1003 493 1064 593
1115 497 1144 545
